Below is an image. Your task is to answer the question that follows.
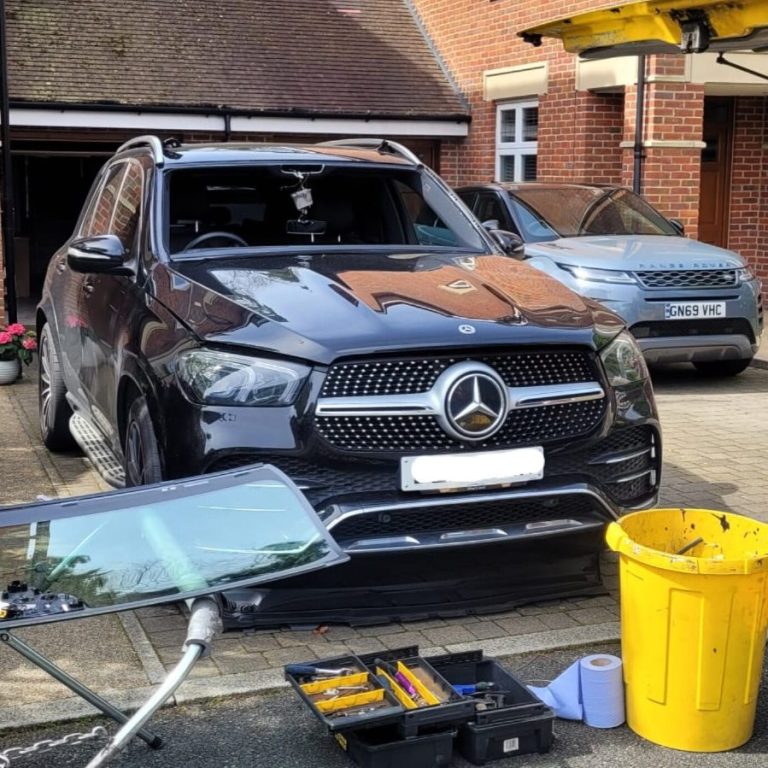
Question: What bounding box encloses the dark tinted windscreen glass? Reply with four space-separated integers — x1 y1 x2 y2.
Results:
508 187 678 239
0 467 343 626
166 165 487 254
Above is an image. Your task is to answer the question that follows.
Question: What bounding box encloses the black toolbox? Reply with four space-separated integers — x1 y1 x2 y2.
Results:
285 645 553 767
427 650 555 765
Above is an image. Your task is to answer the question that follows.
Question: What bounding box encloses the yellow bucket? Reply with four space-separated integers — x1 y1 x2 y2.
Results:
606 508 768 752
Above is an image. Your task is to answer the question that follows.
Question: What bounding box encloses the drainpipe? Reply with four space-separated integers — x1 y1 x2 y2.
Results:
633 55 646 195
0 0 16 323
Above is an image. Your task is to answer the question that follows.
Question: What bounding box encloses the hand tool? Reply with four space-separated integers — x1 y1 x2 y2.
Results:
375 658 418 698
286 664 357 678
453 682 497 696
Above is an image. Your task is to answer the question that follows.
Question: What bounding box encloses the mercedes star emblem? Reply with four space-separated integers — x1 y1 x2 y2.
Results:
458 324 476 334
442 368 507 441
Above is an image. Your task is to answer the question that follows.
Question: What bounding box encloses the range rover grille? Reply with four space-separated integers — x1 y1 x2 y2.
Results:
634 269 737 289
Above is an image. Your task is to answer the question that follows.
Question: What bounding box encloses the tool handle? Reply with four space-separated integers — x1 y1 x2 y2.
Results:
285 664 321 677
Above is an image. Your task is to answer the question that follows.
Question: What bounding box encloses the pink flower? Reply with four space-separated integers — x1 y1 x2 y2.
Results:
0 331 12 345
22 338 37 351
5 323 25 336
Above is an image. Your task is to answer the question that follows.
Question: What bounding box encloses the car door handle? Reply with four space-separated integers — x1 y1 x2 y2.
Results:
83 283 95 295
56 260 67 274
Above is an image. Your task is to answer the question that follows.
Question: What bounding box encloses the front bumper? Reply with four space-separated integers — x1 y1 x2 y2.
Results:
561 277 762 363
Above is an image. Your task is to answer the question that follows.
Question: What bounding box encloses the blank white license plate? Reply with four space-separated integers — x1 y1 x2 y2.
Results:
401 447 544 492
664 301 725 320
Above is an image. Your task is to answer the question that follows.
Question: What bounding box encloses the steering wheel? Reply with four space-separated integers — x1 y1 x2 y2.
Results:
182 231 248 251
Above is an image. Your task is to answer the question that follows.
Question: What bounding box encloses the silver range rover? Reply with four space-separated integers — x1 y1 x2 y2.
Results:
457 183 763 376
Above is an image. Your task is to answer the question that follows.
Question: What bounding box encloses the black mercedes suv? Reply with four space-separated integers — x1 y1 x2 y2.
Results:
37 136 660 624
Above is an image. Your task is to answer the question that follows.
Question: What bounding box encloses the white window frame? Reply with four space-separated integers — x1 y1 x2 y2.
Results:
495 100 538 183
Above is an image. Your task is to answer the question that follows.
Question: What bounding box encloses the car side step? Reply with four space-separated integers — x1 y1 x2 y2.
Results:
69 413 126 488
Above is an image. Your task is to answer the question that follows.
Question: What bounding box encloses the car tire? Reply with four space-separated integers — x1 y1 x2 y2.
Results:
123 396 164 486
38 323 77 451
693 359 753 377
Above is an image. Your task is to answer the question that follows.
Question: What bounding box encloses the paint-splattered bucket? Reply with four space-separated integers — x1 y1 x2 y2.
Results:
606 508 768 751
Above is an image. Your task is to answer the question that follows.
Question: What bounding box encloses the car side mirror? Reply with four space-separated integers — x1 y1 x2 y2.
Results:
489 229 525 259
481 219 501 231
668 218 685 236
67 235 133 275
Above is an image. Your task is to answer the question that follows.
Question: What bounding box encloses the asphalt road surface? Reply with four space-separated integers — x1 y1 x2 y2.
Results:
3 643 768 768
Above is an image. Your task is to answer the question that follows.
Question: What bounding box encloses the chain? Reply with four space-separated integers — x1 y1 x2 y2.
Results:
0 725 109 767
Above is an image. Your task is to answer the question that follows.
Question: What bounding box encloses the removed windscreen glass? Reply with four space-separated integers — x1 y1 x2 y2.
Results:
0 466 345 627
508 187 678 239
166 165 488 254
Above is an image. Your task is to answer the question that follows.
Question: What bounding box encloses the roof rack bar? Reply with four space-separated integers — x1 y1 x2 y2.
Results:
116 135 165 166
318 138 421 166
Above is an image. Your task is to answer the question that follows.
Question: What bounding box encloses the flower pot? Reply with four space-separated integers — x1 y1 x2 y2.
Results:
0 358 21 384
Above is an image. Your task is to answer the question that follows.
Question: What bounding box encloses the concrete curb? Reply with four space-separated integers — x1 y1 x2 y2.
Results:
750 357 768 371
0 622 621 733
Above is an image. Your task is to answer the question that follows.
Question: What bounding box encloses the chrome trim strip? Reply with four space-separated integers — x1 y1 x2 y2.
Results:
342 518 597 553
589 446 653 465
508 382 604 409
315 381 605 418
324 484 617 530
612 468 654 484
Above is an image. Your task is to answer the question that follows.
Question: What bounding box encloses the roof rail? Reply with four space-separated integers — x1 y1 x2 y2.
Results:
318 138 422 166
116 135 165 166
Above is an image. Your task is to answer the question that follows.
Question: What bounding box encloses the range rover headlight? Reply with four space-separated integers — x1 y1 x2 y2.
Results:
600 331 649 387
558 264 636 284
736 267 755 284
176 350 310 406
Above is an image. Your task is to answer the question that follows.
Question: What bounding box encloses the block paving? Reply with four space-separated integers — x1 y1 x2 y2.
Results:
1 359 767 724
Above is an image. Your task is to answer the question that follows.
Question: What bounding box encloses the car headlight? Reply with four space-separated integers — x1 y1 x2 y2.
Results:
600 331 649 387
176 350 310 406
736 267 754 284
558 264 636 284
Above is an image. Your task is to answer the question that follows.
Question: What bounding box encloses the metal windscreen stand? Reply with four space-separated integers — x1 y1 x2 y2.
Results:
84 596 222 768
0 630 162 749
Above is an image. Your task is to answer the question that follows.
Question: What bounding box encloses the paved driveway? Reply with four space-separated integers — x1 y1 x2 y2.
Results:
651 364 767 518
1 362 767 735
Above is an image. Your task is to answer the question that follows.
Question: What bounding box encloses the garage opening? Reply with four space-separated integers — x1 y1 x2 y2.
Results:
11 142 109 307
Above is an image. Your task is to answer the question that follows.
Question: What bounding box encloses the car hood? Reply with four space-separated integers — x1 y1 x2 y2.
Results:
151 251 622 364
526 235 746 271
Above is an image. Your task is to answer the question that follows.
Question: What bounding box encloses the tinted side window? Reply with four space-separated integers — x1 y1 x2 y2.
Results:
457 191 477 210
111 160 144 249
475 193 507 229
81 164 125 238
393 180 458 247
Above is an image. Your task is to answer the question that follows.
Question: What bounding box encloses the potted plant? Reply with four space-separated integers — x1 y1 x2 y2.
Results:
0 323 37 384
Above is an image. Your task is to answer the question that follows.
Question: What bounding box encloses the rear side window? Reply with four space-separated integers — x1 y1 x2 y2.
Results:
80 164 124 238
111 161 144 249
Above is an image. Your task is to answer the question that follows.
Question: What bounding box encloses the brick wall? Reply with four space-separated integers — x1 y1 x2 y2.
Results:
729 97 768 290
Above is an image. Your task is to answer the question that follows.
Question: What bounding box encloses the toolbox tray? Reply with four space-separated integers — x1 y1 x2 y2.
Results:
426 649 555 764
285 646 474 736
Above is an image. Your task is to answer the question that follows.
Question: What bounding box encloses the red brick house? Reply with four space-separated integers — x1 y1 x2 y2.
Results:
410 0 768 296
0 0 469 318
3 0 768 320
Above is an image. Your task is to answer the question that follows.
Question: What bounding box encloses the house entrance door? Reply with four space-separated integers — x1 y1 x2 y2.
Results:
698 98 733 247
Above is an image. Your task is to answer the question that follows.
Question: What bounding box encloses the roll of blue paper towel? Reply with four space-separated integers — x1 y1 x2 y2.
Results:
528 654 625 728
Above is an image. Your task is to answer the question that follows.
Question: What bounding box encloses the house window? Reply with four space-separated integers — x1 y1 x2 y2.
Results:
496 101 538 182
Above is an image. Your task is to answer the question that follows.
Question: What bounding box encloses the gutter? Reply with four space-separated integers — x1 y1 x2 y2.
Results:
8 99 471 124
